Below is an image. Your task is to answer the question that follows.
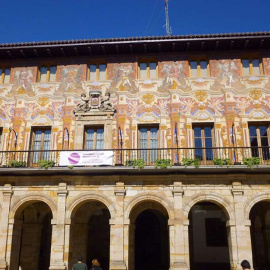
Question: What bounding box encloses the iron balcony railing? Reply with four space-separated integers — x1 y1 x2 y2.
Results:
0 146 270 168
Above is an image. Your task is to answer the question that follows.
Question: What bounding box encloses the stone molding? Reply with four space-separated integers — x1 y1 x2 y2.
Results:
9 193 57 219
66 192 116 219
124 192 174 220
183 192 234 220
243 192 270 220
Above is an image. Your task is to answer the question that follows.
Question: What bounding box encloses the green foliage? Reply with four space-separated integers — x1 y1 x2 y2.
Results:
154 159 172 169
68 165 74 170
38 160 55 170
243 157 260 170
125 159 146 169
182 158 200 168
213 158 231 167
8 160 26 168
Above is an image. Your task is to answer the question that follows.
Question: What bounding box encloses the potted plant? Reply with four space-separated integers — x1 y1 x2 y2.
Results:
213 158 231 167
182 158 200 168
8 160 27 168
243 157 260 170
154 159 172 169
38 160 55 170
125 159 146 169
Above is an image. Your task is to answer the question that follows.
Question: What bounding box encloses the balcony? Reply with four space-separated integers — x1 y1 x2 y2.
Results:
1 147 270 170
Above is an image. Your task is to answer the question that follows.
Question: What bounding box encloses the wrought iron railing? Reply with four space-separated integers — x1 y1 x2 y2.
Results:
0 147 270 168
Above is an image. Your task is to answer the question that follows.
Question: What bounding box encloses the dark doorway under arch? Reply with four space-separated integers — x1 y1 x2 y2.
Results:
134 209 169 270
188 202 230 270
250 201 270 270
10 201 52 270
68 201 110 270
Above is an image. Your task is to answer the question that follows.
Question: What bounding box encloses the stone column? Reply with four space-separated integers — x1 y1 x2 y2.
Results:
170 181 189 270
7 219 23 270
232 181 254 270
110 182 126 270
49 183 68 270
0 184 13 270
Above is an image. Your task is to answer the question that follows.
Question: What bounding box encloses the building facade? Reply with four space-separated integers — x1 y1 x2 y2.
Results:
0 32 270 270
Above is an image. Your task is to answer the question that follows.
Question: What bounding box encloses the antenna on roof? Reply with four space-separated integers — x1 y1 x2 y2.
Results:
164 0 172 36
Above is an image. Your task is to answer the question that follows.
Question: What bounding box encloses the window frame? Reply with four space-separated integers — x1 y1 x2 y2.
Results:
0 68 11 84
138 62 158 79
248 122 270 160
189 60 209 78
84 125 104 150
30 127 52 164
38 65 57 82
88 64 107 81
192 123 214 162
241 58 264 76
138 125 159 164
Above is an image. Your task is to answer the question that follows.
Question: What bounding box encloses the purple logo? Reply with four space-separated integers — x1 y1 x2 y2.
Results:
68 153 80 165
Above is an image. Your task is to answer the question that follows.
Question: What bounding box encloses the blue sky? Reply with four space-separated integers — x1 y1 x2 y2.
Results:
1 0 270 43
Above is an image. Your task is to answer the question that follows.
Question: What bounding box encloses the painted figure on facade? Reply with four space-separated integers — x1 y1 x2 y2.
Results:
211 60 244 90
159 61 189 92
56 65 85 95
9 67 36 97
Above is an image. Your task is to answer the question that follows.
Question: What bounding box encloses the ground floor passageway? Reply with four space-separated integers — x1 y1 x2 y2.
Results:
128 201 169 270
250 201 270 270
9 201 52 270
188 202 230 270
68 201 110 270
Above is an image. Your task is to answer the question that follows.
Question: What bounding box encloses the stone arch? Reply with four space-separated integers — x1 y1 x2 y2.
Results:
66 192 116 219
183 192 234 220
244 192 270 220
124 192 174 221
9 193 57 220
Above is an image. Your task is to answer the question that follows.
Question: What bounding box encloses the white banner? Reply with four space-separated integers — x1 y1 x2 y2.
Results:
59 151 113 166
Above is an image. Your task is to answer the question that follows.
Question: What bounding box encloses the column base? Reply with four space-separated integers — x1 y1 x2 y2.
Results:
170 261 189 270
110 260 126 270
0 260 7 270
49 265 66 270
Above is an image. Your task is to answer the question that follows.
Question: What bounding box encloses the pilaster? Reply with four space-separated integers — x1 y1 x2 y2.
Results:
110 181 126 270
0 184 13 270
231 181 254 270
170 181 189 270
49 183 68 270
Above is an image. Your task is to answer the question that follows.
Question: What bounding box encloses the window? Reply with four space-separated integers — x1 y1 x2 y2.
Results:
138 125 159 163
139 62 157 79
0 68 11 84
249 123 270 160
39 66 57 82
89 64 107 81
242 58 263 76
84 127 104 149
189 60 208 78
193 124 213 161
31 128 51 163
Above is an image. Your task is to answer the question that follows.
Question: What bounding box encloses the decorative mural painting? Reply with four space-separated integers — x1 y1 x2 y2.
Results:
210 59 244 90
56 65 86 95
8 67 36 97
159 61 189 91
108 63 138 92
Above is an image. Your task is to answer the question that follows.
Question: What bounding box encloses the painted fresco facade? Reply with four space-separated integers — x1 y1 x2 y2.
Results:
0 33 270 270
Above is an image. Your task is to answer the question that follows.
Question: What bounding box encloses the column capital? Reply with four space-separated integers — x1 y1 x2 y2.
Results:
172 181 184 196
231 181 244 196
2 184 13 197
57 183 68 196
